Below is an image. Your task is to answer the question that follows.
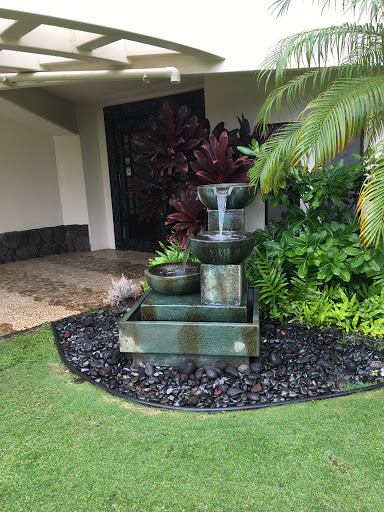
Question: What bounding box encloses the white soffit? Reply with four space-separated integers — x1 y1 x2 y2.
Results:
0 6 223 75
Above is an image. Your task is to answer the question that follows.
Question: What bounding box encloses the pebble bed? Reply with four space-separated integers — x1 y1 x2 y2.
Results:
54 308 384 409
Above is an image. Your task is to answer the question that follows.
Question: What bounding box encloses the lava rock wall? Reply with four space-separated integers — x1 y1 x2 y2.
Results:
0 224 90 263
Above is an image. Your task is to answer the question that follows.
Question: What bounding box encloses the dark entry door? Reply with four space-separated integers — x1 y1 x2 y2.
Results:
104 90 205 252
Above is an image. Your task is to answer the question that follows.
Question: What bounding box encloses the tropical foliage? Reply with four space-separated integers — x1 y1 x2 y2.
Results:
187 131 253 189
133 100 261 247
165 189 208 248
251 0 384 248
247 157 384 336
132 99 207 177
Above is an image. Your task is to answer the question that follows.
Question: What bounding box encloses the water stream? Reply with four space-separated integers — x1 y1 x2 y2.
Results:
215 186 232 236
181 238 191 272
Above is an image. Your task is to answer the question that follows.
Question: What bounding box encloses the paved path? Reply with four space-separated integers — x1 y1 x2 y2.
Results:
0 249 154 335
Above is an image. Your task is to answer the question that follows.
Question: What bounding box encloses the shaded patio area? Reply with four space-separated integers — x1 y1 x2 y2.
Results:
0 249 154 335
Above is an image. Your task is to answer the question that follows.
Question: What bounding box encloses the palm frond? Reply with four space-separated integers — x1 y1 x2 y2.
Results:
357 140 384 248
257 68 337 130
348 0 384 22
293 75 384 168
269 0 294 16
259 23 384 87
270 1 384 22
249 122 302 193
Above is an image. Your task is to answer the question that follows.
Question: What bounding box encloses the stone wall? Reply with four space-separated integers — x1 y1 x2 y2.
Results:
0 224 90 264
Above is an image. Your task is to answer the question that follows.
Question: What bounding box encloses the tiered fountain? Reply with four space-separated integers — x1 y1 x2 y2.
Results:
119 183 259 366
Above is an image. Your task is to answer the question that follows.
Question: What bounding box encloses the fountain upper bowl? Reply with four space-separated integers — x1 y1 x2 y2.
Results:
197 183 256 210
145 262 201 295
189 231 256 264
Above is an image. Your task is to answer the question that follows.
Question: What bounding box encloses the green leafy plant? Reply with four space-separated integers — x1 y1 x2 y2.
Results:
247 156 384 336
149 241 200 266
247 248 291 320
237 138 260 158
252 0 384 248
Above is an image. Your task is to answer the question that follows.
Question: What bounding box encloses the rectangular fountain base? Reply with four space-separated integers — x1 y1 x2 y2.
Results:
119 287 259 367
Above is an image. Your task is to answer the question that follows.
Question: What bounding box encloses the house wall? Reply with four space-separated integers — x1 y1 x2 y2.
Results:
0 115 92 263
0 71 315 257
76 104 115 251
54 135 89 226
0 115 63 232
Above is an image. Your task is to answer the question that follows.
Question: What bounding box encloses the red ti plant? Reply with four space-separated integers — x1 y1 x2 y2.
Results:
212 114 280 159
187 131 253 190
133 173 180 222
132 99 207 177
166 189 208 249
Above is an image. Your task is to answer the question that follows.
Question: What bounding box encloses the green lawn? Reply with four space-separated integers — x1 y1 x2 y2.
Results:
1 326 384 512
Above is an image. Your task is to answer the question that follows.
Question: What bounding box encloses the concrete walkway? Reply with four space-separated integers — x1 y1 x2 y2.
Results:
0 249 154 335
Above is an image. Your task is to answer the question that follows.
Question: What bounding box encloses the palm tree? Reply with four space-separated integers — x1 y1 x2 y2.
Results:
252 0 384 248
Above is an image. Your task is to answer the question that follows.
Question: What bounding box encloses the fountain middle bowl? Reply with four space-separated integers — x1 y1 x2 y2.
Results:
189 231 256 264
145 262 201 295
197 183 256 210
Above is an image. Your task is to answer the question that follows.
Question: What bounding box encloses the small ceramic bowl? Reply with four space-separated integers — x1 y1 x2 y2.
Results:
145 262 201 295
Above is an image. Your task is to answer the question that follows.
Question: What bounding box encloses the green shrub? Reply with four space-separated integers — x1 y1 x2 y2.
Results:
247 157 384 337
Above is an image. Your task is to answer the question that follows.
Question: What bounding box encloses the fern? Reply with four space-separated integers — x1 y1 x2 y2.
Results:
290 268 320 300
149 241 199 266
248 248 291 321
290 287 333 328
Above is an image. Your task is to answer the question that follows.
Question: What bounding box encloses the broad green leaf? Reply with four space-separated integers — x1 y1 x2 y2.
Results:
343 246 362 256
340 268 352 282
264 241 282 251
302 191 314 202
237 146 257 156
285 249 296 258
270 197 280 208
298 261 309 278
329 193 341 206
350 254 365 268
295 247 307 256
312 191 326 208
369 259 381 271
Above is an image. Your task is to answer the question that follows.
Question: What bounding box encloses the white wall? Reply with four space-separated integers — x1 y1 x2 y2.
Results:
0 115 64 232
54 135 89 226
204 72 305 129
76 104 115 250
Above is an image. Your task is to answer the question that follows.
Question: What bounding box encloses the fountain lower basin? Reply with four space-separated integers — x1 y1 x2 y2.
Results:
189 231 256 264
145 262 201 295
